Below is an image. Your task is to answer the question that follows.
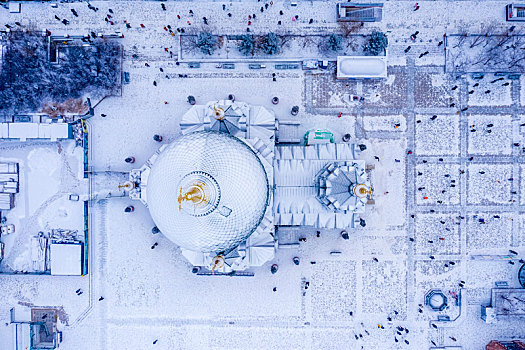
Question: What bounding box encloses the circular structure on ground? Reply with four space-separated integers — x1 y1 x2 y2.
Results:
146 131 269 253
519 263 525 288
425 289 448 311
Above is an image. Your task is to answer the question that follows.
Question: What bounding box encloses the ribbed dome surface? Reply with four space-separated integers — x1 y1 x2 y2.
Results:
146 131 269 253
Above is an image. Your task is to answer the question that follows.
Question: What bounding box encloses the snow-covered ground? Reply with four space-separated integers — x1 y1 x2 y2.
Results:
1 1 525 350
0 141 87 272
415 114 460 155
467 114 512 155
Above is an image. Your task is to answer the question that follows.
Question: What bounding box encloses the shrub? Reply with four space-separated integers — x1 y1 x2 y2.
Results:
261 33 280 55
363 31 388 56
238 34 255 56
197 32 217 55
327 33 343 52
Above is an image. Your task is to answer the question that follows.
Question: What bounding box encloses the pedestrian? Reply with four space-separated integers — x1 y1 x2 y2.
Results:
161 3 166 11
177 14 181 19
99 296 104 301
124 205 134 212
404 46 411 53
414 2 419 11
140 23 145 28
374 156 380 161
145 62 150 67
55 15 60 20
438 41 443 46
189 9 193 16
309 19 313 24
338 112 342 118
273 287 277 292
108 8 113 13
153 134 163 142
125 157 135 164
151 242 158 249
203 17 208 25
153 339 158 344
153 80 157 86
71 9 78 17
222 4 226 10
101 113 107 117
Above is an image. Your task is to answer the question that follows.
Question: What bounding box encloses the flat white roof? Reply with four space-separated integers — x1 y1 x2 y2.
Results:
8 123 38 141
1 123 69 141
337 56 387 79
50 243 82 276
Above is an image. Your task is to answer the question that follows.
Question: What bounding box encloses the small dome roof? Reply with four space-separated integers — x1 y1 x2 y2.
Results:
146 131 269 253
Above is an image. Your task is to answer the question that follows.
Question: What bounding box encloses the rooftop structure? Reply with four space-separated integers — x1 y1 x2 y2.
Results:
337 56 388 79
482 289 525 323
336 3 383 22
141 131 269 254
486 340 525 350
425 289 448 311
129 100 372 272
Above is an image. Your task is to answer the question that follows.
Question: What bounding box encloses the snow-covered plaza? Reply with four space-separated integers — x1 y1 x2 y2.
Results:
0 1 524 349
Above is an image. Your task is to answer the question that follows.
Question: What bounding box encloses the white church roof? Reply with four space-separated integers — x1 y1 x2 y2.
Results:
145 131 269 253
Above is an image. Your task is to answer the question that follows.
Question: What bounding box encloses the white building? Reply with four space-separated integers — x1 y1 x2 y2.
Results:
128 100 372 273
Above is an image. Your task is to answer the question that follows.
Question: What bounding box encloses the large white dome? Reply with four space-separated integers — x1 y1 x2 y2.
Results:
146 131 269 253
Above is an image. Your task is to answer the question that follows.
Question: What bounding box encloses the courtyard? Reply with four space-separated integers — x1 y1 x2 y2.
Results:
0 1 524 350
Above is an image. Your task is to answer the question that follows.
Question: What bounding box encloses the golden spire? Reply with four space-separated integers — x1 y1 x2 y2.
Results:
353 184 372 198
213 104 225 120
177 181 209 211
211 255 225 274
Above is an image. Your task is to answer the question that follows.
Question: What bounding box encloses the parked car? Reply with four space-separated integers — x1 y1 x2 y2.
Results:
1 224 15 235
68 194 80 201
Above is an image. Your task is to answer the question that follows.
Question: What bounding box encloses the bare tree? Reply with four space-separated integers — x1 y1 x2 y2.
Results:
339 22 363 38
